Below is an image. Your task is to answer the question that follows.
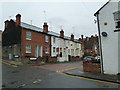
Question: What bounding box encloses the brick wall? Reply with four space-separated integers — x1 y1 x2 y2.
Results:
36 56 57 63
83 62 101 73
69 56 81 61
21 28 51 59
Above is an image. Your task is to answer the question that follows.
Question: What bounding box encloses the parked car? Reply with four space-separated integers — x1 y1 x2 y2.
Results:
82 56 95 62
94 56 100 63
94 56 100 61
83 56 100 63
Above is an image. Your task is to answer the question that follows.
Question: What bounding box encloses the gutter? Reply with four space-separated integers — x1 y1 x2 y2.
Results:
96 13 104 73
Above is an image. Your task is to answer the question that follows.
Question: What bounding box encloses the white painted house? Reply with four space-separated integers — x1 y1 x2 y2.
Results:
95 0 120 74
48 30 82 62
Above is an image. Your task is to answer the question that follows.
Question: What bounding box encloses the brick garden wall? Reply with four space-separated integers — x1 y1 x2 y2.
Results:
69 56 81 61
83 62 101 73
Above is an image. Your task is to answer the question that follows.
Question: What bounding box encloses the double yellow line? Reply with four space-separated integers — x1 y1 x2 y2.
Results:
56 67 120 86
1 60 17 67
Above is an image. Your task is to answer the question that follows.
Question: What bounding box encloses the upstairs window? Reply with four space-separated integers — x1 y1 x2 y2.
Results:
26 45 31 53
45 36 49 42
26 32 31 40
53 37 56 43
113 10 120 21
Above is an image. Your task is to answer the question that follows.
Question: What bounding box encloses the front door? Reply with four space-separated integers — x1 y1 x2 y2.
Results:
39 46 42 57
35 45 39 57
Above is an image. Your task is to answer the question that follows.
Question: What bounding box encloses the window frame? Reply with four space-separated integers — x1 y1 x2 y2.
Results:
26 44 31 53
53 47 56 53
53 37 56 43
45 36 49 43
26 32 31 40
45 47 49 53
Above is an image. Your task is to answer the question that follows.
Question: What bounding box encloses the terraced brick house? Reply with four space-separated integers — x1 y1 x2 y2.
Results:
2 14 51 62
2 14 82 62
79 35 100 57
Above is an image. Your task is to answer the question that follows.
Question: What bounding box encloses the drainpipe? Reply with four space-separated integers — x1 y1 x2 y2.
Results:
96 13 104 73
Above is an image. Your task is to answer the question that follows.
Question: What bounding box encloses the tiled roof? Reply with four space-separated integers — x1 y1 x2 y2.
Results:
47 31 60 37
18 21 80 43
20 22 43 32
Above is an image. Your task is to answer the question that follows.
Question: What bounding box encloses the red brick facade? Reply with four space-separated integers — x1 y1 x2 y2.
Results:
21 28 50 58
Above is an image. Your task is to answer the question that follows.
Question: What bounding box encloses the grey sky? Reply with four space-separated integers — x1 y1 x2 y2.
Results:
0 1 108 39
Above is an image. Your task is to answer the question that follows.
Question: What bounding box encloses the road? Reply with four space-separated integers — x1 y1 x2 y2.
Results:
1 61 120 88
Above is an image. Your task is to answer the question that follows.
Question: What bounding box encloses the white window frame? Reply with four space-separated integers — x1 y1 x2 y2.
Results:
53 47 56 53
26 45 31 53
26 32 31 40
45 47 49 53
53 37 56 43
45 36 49 42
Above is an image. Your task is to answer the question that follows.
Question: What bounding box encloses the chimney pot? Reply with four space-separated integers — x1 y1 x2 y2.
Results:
81 35 83 40
16 14 21 26
70 34 74 41
43 22 48 32
4 20 9 29
60 29 64 37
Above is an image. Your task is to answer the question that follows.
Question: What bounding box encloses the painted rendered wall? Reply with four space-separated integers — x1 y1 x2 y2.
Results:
0 31 2 60
51 35 81 62
99 1 119 74
51 36 59 57
118 32 120 73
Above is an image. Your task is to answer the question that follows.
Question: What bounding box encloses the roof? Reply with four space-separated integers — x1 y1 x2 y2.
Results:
94 0 111 16
21 22 43 32
16 20 80 43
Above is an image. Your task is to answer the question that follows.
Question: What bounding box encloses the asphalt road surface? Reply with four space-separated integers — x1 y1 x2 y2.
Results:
1 61 120 88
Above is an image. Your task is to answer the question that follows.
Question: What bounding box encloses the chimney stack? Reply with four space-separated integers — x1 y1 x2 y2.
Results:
60 29 64 37
16 14 21 26
81 35 83 40
43 22 48 32
79 38 82 42
70 34 74 41
4 20 9 29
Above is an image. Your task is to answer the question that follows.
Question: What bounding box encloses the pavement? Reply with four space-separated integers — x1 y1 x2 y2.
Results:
2 59 23 67
63 68 120 84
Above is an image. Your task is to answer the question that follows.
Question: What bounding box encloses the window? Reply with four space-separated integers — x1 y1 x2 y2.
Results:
115 21 120 28
76 48 79 55
68 49 70 54
26 32 31 40
64 48 66 53
53 47 56 53
26 45 31 53
53 37 55 43
45 47 49 53
113 10 120 21
45 36 49 42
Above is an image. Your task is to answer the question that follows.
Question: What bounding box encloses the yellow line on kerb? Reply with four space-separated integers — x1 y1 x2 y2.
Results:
56 68 120 86
2 60 17 67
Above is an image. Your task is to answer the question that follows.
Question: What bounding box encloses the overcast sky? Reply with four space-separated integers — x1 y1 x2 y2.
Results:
0 0 108 39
